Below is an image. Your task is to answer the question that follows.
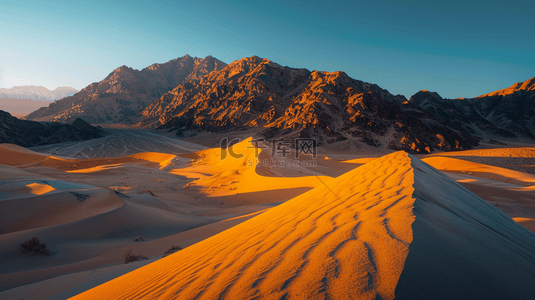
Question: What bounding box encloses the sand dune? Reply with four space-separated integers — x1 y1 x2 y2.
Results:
343 154 535 233
27 128 207 159
0 144 49 165
425 147 535 174
420 156 535 227
73 152 535 299
428 147 535 158
422 156 535 186
171 138 333 196
1 137 335 296
3 137 535 299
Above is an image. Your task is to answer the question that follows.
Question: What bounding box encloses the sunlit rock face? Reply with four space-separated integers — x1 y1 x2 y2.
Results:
140 56 477 153
25 55 227 124
408 77 535 140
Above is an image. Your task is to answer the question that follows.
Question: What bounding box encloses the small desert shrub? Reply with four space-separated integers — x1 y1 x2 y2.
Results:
163 245 182 257
134 236 145 242
124 248 148 264
21 237 50 256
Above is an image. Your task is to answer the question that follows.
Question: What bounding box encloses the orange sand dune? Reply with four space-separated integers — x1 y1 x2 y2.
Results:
171 137 333 196
344 154 535 227
3 140 535 298
428 147 535 158
422 156 535 186
2 140 334 295
0 143 177 172
73 152 535 299
341 157 377 164
0 144 48 166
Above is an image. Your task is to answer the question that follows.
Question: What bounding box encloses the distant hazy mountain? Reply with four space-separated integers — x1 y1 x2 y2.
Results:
0 98 52 116
0 110 107 147
0 86 78 101
140 56 478 153
25 55 227 124
408 77 535 140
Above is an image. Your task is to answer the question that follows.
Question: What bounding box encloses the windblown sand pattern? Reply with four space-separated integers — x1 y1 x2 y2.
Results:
73 152 535 299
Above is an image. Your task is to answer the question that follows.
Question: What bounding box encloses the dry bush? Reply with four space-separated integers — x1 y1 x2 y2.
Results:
21 237 50 256
124 248 148 264
163 245 182 257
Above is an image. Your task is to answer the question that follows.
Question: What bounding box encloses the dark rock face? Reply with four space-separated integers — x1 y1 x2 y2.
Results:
140 56 478 153
25 55 226 124
0 110 107 147
408 77 535 140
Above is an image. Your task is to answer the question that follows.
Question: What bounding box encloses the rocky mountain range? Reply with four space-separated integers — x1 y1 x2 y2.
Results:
140 56 479 153
25 55 227 124
21 54 534 153
0 110 107 147
0 86 78 101
408 77 535 140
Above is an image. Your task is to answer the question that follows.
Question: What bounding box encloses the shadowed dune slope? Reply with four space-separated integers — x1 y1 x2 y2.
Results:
73 152 535 300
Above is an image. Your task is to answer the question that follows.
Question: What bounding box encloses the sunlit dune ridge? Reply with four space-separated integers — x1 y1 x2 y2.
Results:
427 147 535 158
422 156 535 186
170 137 332 196
73 152 535 299
0 143 179 172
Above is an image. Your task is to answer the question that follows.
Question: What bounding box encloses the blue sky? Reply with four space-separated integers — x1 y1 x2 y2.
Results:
1 0 533 98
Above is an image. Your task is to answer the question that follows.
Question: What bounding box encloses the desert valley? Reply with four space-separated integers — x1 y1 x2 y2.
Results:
1 55 535 299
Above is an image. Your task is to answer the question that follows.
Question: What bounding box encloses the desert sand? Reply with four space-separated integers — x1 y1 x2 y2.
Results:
72 151 535 300
1 137 535 299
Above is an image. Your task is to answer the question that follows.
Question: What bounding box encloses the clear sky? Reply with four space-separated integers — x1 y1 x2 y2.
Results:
1 0 533 99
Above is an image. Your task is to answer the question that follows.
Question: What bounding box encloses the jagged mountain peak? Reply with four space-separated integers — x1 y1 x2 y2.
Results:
477 76 535 98
409 90 444 102
109 65 137 76
25 56 227 124
310 70 349 82
143 55 195 71
224 56 271 72
200 56 308 88
406 78 535 140
140 57 476 153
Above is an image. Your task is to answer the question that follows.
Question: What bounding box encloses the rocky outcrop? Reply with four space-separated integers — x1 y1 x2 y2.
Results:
0 86 78 101
0 110 107 147
408 77 535 140
141 56 478 153
25 55 226 124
